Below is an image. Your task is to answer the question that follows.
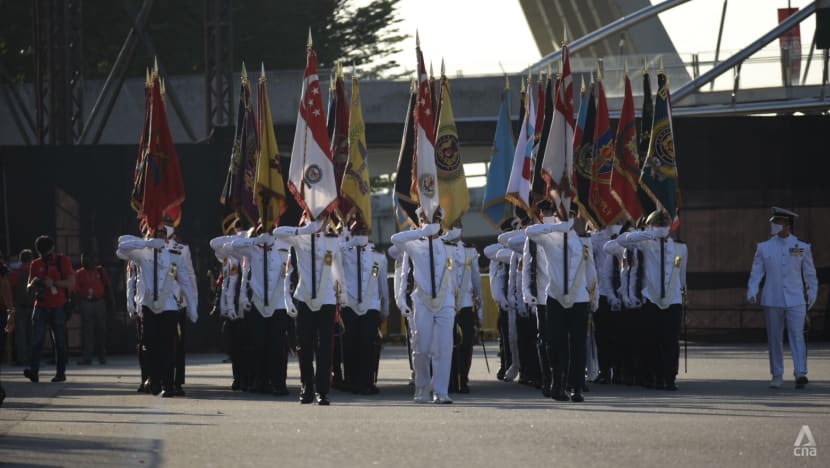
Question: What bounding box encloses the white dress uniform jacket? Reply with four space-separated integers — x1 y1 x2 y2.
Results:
390 224 456 312
614 228 687 309
224 233 290 317
747 234 818 309
340 236 383 315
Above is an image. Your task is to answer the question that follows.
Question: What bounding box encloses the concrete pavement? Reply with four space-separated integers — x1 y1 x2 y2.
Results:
1 343 829 468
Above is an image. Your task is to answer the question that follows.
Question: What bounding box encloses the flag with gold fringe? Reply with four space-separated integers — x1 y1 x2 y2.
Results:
640 70 680 222
435 70 469 228
505 76 535 215
340 76 372 230
393 82 418 228
588 77 624 227
610 71 644 222
541 44 575 220
411 35 440 220
255 64 288 229
481 84 514 228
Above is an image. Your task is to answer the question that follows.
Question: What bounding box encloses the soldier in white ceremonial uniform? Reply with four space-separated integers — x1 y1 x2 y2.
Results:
483 242 512 381
390 207 456 404
610 210 686 391
443 224 482 394
223 227 292 395
162 226 197 398
340 224 388 395
521 204 553 396
389 244 415 382
117 226 198 397
526 208 598 402
590 224 623 384
747 207 818 389
119 247 146 392
209 222 251 391
506 231 542 387
274 215 345 405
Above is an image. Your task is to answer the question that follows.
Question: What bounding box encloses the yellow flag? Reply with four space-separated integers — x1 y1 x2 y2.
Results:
435 76 469 228
341 77 372 231
256 68 287 228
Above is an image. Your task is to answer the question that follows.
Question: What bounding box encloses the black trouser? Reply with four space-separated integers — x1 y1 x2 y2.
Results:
80 298 107 362
296 302 334 396
450 307 475 390
248 308 290 391
594 297 614 376
135 315 147 383
637 302 660 386
497 306 512 374
342 307 380 392
517 312 541 384
174 309 187 386
618 307 639 382
223 317 249 387
0 312 7 387
142 307 178 391
547 298 589 392
13 306 32 365
341 307 358 388
654 303 682 385
535 304 552 387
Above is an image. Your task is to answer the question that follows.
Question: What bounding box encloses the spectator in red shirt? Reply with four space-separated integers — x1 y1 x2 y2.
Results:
23 235 75 383
75 253 113 365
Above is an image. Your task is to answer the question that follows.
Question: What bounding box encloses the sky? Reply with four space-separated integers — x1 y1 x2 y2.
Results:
371 0 821 87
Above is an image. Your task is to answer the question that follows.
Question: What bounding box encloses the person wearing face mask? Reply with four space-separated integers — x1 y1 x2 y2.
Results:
612 209 687 391
526 206 599 402
117 218 199 397
74 253 113 365
23 235 75 383
443 221 481 394
747 207 817 389
590 223 623 385
391 207 457 404
483 233 513 382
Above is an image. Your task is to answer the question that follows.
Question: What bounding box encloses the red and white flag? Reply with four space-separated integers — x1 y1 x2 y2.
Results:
287 37 338 220
541 44 575 220
505 83 535 214
411 34 440 221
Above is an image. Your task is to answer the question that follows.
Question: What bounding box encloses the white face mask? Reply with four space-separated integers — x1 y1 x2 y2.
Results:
446 228 462 240
770 222 784 236
609 224 622 235
164 225 175 239
650 226 670 238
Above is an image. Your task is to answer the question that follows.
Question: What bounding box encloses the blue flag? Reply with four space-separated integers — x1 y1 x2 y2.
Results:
640 71 679 220
481 88 515 228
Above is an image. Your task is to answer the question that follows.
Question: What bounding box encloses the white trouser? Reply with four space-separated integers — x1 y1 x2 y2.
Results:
586 328 598 381
764 306 808 378
411 296 455 395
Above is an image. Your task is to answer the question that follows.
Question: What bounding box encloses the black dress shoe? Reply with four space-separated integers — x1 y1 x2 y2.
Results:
160 388 175 398
51 374 66 383
665 382 679 391
795 376 809 389
551 386 570 401
24 368 39 383
570 391 584 403
593 374 610 384
137 382 147 393
174 385 186 397
496 368 506 381
231 379 240 391
459 385 470 394
367 385 380 395
299 392 314 404
149 382 162 396
315 393 330 406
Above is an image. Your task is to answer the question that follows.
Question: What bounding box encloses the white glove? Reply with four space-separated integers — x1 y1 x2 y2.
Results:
498 300 510 311
807 295 816 310
746 293 757 304
223 309 238 320
422 223 440 237
609 297 622 311
528 297 537 306
630 298 643 309
653 227 670 238
146 238 165 249
399 305 412 318
188 308 198 324
257 232 274 244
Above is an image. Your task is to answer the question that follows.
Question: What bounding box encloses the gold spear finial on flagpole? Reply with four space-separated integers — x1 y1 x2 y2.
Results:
505 74 510 90
597 61 603 82
429 61 434 79
145 67 150 86
624 59 629 77
410 75 417 93
440 58 445 77
241 61 248 83
581 75 586 94
563 24 569 46
260 62 266 82
547 63 553 80
336 61 344 78
330 69 336 91
153 56 159 75
659 55 664 73
416 29 420 48
527 65 533 87
521 75 526 93
352 61 357 80
307 28 313 48
160 77 166 95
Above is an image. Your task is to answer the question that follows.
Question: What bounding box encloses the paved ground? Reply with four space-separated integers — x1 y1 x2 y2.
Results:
1 343 829 468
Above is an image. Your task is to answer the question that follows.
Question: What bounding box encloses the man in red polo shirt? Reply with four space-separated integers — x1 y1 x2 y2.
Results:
23 235 75 383
75 253 112 365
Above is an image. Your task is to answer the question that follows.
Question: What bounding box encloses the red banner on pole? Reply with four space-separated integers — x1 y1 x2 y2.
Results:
778 7 802 86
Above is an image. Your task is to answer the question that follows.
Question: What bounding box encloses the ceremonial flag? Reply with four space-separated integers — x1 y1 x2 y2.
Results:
638 71 656 216
393 82 418 228
541 44 575 220
610 72 644 222
340 76 372 230
589 78 624 227
130 68 152 215
220 64 260 228
287 36 338 220
505 77 535 214
640 71 680 221
481 84 514 228
530 73 554 210
326 70 336 139
572 80 600 228
435 73 469 228
330 64 350 217
411 35 440 221
139 67 185 230
255 64 288 229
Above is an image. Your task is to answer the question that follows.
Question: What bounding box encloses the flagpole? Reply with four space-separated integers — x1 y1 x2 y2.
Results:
429 233 436 299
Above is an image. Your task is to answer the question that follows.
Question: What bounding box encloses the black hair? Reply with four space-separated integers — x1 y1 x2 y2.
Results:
35 235 54 256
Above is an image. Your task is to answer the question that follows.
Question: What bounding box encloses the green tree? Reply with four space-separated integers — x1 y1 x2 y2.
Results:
0 0 406 83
